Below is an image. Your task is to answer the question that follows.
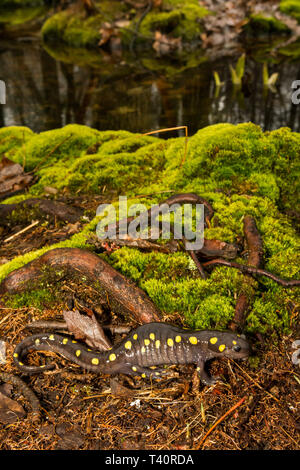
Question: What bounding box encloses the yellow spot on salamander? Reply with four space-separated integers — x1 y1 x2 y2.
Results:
219 344 226 352
91 358 99 365
141 373 146 378
141 346 146 354
210 337 218 344
49 335 55 341
232 340 237 345
189 336 198 345
109 353 116 361
167 338 174 347
155 340 160 349
175 335 181 343
133 334 138 340
75 350 81 357
13 353 18 358
19 362 24 366
72 340 77 343
150 366 157 369
35 339 40 345
144 339 150 346
62 338 68 345
132 366 137 372
149 333 155 341
125 341 132 350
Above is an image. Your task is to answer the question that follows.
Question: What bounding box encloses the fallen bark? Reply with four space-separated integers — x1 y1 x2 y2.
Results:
0 248 161 324
0 198 84 225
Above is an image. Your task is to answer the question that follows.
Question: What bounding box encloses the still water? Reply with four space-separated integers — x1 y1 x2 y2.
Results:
1 37 300 135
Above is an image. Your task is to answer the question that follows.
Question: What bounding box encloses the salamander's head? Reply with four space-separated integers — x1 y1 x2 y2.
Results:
206 331 250 359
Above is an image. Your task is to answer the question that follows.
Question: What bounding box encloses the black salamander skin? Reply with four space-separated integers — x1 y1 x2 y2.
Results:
13 322 250 385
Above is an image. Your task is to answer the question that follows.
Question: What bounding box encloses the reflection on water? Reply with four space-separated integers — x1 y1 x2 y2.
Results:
0 39 300 135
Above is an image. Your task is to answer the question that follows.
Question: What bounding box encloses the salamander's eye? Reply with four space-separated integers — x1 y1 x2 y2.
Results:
233 345 241 352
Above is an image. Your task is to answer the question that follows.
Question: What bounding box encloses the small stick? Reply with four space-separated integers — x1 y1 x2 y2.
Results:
143 126 189 166
194 396 247 449
4 220 39 243
202 259 300 287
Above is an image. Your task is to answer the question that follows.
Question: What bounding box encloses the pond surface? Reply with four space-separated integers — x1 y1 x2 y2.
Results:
0 37 300 136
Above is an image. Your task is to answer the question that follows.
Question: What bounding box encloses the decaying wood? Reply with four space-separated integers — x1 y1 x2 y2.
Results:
0 248 161 324
0 198 84 225
231 216 264 329
0 372 40 421
90 233 238 259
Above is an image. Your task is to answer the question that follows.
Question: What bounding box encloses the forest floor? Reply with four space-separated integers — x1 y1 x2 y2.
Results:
0 193 299 450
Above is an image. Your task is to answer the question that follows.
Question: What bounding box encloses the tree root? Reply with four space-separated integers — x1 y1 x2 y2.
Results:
0 248 161 324
0 198 84 225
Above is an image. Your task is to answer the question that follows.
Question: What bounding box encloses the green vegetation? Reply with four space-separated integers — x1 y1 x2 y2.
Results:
0 122 299 336
0 0 44 7
138 0 209 42
244 13 291 35
280 0 300 23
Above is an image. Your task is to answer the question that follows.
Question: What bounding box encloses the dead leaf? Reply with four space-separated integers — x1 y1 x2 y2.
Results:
99 22 116 47
63 309 112 350
0 157 33 197
110 378 135 397
153 31 182 56
0 390 26 424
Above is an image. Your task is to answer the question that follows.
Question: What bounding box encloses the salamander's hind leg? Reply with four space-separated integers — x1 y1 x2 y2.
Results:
196 359 220 386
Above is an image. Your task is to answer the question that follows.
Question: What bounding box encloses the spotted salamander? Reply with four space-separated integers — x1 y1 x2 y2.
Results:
13 322 250 385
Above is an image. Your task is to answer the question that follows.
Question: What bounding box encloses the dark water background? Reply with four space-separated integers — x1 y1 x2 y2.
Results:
1 37 300 136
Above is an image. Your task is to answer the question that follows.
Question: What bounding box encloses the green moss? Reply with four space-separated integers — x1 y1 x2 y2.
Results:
244 13 291 35
4 288 57 310
0 126 35 161
0 122 299 336
42 11 101 48
0 5 46 25
139 0 209 42
280 0 300 23
0 0 43 7
42 1 128 49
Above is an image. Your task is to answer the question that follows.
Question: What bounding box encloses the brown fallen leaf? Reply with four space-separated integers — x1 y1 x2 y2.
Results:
110 378 135 397
153 31 182 56
63 309 112 350
0 390 26 424
0 156 33 198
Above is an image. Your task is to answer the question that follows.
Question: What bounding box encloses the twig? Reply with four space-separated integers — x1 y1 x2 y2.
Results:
143 126 189 166
202 259 300 287
194 396 247 449
4 220 39 243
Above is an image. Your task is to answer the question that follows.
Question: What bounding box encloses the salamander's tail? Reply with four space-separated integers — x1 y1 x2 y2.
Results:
13 333 106 374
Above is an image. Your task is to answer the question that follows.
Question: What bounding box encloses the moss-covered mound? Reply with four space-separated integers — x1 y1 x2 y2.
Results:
1 122 299 336
280 0 300 23
244 13 291 35
41 0 209 51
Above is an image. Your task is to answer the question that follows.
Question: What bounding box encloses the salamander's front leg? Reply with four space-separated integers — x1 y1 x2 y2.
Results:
196 359 220 386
